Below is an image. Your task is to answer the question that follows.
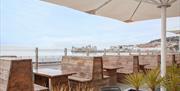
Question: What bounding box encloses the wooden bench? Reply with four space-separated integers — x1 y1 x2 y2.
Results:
102 55 139 82
166 54 177 66
0 58 47 91
139 54 178 70
139 55 160 70
61 56 109 91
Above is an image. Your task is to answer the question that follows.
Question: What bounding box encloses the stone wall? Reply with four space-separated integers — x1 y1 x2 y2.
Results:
0 59 11 91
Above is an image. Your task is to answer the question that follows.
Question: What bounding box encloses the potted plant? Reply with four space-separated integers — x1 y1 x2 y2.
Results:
144 68 164 91
163 65 180 91
124 72 144 91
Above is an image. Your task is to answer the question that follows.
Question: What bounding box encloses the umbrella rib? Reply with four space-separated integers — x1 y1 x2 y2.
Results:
129 0 143 20
95 0 112 11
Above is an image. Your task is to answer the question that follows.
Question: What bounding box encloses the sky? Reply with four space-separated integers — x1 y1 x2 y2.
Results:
0 0 180 49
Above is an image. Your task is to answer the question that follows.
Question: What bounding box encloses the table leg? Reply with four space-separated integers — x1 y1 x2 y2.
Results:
106 69 117 85
51 76 69 91
139 65 147 73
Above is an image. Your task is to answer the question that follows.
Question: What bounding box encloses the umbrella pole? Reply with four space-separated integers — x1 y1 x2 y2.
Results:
179 35 180 52
160 5 167 91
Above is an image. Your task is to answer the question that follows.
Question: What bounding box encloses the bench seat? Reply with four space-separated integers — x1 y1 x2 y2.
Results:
69 75 110 82
34 84 48 91
68 76 91 82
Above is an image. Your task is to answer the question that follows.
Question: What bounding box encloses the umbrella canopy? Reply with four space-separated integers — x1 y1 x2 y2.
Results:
43 0 180 22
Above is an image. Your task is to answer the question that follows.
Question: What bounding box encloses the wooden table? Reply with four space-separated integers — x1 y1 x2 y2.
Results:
103 66 123 85
33 68 75 91
139 64 149 73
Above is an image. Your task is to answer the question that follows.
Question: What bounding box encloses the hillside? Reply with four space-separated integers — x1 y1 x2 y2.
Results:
137 36 179 50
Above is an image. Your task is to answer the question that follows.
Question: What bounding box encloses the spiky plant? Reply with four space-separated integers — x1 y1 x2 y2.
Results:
163 65 180 91
124 73 144 91
145 68 164 91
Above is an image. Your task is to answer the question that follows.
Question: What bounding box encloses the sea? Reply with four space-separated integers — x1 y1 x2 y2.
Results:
0 49 106 62
0 48 142 62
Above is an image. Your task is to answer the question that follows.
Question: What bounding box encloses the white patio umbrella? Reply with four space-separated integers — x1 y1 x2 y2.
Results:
42 0 180 90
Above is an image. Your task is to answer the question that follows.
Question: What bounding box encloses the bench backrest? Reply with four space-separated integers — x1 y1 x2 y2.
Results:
61 56 103 80
103 55 139 73
166 54 176 66
139 55 160 69
0 58 33 91
139 54 177 69
92 57 103 80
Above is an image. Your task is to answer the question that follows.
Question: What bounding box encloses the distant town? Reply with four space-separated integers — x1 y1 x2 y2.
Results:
71 36 179 53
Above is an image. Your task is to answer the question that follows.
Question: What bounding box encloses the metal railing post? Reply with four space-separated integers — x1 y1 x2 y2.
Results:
147 51 149 55
86 49 89 56
35 47 38 69
104 49 106 56
139 51 141 55
64 48 67 56
117 49 120 56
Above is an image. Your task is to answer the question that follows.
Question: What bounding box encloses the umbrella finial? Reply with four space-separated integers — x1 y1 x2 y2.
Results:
86 9 96 14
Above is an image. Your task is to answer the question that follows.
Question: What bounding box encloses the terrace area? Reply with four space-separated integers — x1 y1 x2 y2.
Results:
0 52 180 91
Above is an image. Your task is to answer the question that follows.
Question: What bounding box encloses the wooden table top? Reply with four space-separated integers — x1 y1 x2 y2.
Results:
33 68 76 78
103 66 123 70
